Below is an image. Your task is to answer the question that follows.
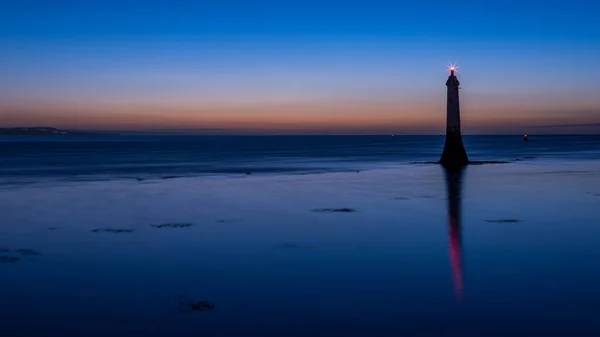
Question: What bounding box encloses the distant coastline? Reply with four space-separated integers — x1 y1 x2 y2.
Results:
0 127 108 136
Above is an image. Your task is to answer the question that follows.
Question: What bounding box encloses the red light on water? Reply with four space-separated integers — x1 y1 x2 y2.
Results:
449 216 462 300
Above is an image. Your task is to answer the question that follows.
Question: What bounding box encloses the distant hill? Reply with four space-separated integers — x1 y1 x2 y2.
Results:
0 127 100 136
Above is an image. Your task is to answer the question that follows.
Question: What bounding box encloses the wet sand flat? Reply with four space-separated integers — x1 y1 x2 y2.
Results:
1 162 600 336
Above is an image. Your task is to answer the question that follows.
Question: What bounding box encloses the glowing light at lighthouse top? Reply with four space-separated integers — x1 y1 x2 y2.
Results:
447 63 459 76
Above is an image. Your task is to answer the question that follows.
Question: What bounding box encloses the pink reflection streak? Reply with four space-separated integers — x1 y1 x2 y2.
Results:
449 215 463 300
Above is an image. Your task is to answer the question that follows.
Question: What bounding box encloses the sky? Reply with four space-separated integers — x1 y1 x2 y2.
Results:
1 0 599 134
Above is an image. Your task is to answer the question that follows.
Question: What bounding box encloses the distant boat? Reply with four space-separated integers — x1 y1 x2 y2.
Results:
524 134 528 141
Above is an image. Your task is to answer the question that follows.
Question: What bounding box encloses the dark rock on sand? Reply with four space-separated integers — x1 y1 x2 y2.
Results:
311 208 357 213
278 243 319 250
176 296 215 312
91 228 135 233
0 256 20 263
486 219 522 223
161 176 183 180
151 223 193 228
189 301 215 311
15 249 41 256
543 170 592 174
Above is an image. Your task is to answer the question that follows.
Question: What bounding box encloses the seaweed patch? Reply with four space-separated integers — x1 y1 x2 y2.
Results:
151 223 193 228
278 243 319 250
15 249 41 256
468 161 512 165
176 296 215 312
311 208 357 213
0 256 20 263
91 228 135 233
161 176 183 180
486 219 522 223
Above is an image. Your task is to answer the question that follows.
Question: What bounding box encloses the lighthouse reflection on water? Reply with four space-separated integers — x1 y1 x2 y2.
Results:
444 166 465 300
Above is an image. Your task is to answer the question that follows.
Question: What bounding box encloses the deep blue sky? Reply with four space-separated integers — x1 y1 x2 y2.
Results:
1 0 599 133
2 1 599 40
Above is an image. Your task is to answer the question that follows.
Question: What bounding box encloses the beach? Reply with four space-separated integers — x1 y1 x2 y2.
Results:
2 138 600 336
3 0 600 334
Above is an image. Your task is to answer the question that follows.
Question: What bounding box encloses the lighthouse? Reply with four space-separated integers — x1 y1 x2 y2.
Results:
440 66 469 168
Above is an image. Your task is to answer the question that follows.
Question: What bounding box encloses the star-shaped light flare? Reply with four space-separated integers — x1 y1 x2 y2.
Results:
446 61 460 75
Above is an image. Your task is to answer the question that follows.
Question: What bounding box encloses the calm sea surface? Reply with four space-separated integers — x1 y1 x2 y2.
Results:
1 135 600 181
1 135 600 336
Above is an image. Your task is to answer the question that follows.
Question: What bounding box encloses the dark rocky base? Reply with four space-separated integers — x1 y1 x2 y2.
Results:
440 132 469 168
411 161 512 165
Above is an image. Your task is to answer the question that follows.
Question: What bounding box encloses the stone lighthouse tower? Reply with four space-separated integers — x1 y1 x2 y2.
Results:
440 67 469 168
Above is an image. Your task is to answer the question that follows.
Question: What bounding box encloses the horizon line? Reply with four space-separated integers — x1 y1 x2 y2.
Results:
1 127 596 137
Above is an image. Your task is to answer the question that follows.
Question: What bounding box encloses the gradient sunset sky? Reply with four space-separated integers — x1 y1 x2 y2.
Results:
1 0 599 134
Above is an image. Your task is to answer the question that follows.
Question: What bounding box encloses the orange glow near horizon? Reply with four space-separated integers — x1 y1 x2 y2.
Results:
2 83 600 134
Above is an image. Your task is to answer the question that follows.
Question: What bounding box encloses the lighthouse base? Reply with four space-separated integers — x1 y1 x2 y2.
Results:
440 131 469 169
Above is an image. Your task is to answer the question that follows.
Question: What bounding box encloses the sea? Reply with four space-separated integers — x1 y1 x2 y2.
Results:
1 135 600 336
